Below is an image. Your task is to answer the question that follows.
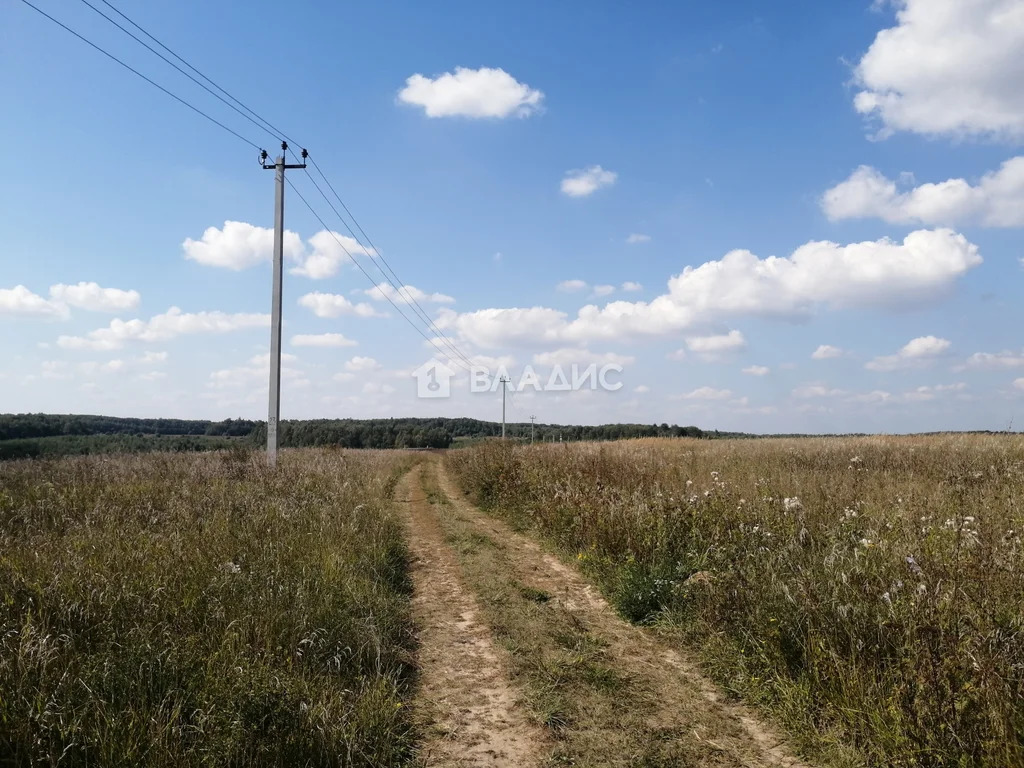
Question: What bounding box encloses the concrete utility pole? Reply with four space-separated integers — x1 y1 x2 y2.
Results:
530 415 536 444
500 376 510 439
262 142 306 467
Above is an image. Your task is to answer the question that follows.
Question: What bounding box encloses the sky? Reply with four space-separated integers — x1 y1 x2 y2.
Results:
2 0 1024 433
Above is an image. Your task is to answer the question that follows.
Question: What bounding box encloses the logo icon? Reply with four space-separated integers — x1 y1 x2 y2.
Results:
412 358 456 398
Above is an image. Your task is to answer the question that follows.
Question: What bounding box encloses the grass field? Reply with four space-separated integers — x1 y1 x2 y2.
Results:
0 448 415 767
447 436 1024 767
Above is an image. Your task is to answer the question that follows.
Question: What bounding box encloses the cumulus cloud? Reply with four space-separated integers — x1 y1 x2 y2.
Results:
866 335 951 371
139 351 167 364
591 284 615 298
345 356 381 372
184 221 302 270
561 166 617 197
364 282 454 305
793 384 847 399
812 344 845 360
291 231 375 280
557 279 588 293
434 230 980 349
622 281 643 292
182 221 372 279
686 330 746 354
291 333 358 348
57 307 269 351
853 0 1024 139
822 159 1024 226
962 350 1024 369
397 66 543 118
677 386 732 400
532 348 634 367
743 365 770 376
626 233 651 244
49 282 140 312
208 353 306 391
298 292 385 319
0 285 68 317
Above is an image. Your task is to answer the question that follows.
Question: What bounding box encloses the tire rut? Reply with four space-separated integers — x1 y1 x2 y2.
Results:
397 465 547 767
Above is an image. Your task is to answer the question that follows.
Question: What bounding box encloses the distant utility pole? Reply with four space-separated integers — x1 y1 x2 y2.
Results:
530 415 536 444
500 376 510 439
262 141 307 468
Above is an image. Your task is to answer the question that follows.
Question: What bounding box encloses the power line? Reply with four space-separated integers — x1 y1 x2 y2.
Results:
77 0 283 144
285 175 475 372
306 154 479 370
26 0 482 372
16 0 262 150
296 159 477 370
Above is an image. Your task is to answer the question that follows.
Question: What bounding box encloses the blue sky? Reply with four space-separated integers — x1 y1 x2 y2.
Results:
2 0 1023 433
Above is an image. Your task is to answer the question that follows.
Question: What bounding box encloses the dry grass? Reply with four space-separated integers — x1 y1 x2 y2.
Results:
0 448 417 767
447 435 1024 767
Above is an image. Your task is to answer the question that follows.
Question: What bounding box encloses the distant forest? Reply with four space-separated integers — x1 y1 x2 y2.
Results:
0 414 708 460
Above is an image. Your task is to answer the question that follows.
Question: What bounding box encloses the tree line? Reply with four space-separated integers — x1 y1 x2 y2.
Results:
0 413 707 460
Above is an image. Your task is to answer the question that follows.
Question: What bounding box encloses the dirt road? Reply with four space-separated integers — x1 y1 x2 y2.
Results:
397 458 813 767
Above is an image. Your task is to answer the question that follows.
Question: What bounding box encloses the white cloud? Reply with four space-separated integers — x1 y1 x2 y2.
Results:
139 351 167 364
434 230 980 348
853 0 1024 139
822 159 1024 227
363 282 454 305
634 384 650 393
626 234 651 244
743 365 770 376
532 348 635 367
866 335 951 371
298 292 384 319
345 356 381 372
1015 378 1024 390
962 350 1024 369
49 282 140 312
667 349 687 362
208 353 305 391
561 166 617 197
291 333 358 348
1 286 67 317
57 307 269 351
905 382 968 401
622 281 643 292
591 284 615 297
793 384 847 399
78 359 126 376
362 381 396 395
677 386 732 400
557 279 588 293
686 330 746 354
812 344 845 360
397 66 543 119
182 221 373 279
183 221 303 270
290 231 375 280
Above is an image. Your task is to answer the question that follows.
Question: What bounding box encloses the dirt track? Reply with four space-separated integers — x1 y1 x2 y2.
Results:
399 458 814 767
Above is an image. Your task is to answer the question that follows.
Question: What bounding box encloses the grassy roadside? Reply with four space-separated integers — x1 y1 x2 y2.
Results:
419 460 755 767
446 437 1024 767
0 448 418 767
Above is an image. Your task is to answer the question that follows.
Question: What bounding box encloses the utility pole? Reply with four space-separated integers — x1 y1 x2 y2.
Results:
262 141 306 467
500 376 510 439
530 415 536 444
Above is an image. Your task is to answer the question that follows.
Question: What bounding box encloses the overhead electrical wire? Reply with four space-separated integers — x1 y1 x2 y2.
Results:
16 0 262 150
285 176 474 372
22 0 481 373
78 0 479 371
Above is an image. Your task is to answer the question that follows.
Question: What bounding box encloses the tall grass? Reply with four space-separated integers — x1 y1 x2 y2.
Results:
0 448 416 767
447 436 1024 767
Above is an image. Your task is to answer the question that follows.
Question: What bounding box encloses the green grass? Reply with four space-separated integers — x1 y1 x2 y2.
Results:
447 436 1024 767
0 448 417 767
